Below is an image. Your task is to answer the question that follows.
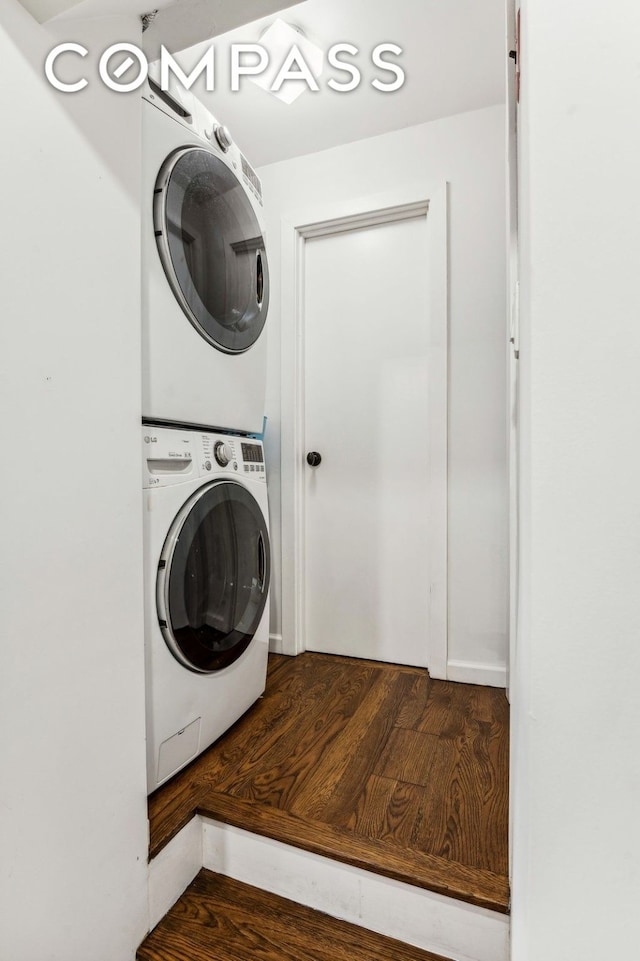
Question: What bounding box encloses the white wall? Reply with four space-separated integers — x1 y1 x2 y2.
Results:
0 5 149 959
511 1 640 957
259 105 508 681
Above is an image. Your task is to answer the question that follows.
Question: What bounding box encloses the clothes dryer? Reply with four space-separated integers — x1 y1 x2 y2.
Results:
142 79 269 434
142 425 270 792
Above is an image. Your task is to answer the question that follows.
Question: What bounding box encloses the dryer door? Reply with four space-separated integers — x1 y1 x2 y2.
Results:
155 147 269 353
158 480 270 673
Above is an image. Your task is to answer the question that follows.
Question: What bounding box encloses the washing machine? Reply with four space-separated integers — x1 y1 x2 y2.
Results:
142 77 270 434
143 424 271 793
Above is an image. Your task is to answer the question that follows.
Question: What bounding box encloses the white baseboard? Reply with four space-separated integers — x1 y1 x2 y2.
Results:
268 646 507 689
447 659 507 688
147 816 202 929
201 818 509 961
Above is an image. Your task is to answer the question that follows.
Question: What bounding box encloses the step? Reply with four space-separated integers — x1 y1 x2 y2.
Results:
138 868 454 961
148 816 510 961
197 792 509 913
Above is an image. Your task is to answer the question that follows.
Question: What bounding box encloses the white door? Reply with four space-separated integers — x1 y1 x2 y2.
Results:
302 215 434 667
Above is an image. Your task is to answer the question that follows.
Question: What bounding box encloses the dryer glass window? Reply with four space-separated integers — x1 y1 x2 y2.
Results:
161 481 270 672
157 148 270 353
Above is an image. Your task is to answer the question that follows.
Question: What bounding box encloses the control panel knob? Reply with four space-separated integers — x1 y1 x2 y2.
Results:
214 124 233 152
306 451 322 467
214 441 232 467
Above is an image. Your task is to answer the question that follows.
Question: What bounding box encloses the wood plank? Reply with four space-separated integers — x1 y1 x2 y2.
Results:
394 671 434 728
288 668 401 822
411 692 509 874
293 668 432 828
345 774 425 846
216 661 378 806
196 793 510 913
415 680 473 737
416 680 508 738
137 869 453 961
265 652 293 681
208 654 349 794
374 727 442 786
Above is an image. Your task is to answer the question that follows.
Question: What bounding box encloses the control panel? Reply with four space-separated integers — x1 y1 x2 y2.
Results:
142 427 266 488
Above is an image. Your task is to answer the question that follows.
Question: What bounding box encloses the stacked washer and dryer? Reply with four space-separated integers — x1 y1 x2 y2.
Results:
141 78 271 793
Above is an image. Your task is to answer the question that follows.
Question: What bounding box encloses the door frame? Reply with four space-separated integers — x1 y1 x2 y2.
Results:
279 181 449 678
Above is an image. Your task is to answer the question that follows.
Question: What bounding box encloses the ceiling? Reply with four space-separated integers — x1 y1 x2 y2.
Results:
180 0 506 167
52 0 305 59
47 0 505 167
51 0 175 19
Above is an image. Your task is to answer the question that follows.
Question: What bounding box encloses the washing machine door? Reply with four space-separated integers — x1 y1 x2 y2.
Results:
158 480 270 673
154 147 269 354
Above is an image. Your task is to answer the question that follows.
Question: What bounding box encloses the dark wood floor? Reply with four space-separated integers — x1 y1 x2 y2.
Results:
149 653 510 913
137 870 454 961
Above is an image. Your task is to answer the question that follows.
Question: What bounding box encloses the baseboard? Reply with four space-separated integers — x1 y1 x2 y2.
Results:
201 817 509 961
447 659 507 688
147 816 202 929
268 632 284 654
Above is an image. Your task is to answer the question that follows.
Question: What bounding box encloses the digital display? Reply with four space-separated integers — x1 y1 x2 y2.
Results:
241 443 263 463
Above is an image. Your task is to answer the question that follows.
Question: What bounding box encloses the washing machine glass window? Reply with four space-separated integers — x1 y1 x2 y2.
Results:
159 480 271 673
155 147 270 354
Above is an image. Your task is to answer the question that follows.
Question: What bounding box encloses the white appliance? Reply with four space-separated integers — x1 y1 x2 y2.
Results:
142 425 270 793
142 78 269 433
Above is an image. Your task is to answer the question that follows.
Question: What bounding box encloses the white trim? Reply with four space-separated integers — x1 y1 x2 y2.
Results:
447 659 508 689
280 209 306 656
268 632 284 654
147 816 202 930
280 183 449 673
424 183 449 680
201 817 509 961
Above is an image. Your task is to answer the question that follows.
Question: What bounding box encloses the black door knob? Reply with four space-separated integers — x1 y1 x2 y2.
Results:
306 451 322 467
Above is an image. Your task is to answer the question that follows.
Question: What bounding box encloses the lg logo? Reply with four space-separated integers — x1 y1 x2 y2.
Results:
144 436 158 444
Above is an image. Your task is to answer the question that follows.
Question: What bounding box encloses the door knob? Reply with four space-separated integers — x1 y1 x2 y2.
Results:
306 451 322 467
